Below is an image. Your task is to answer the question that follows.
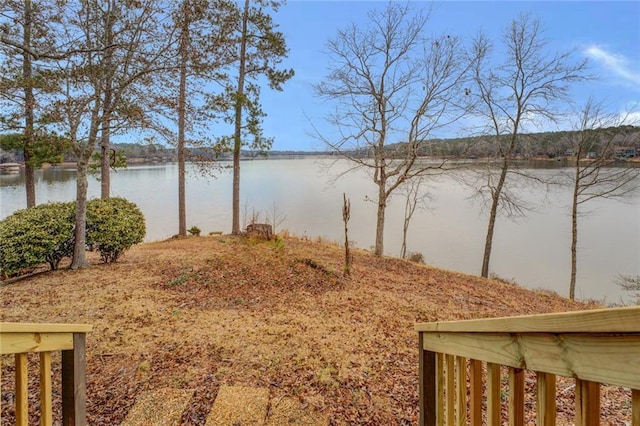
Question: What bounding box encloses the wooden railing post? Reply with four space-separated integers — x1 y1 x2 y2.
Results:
418 332 436 426
62 332 88 426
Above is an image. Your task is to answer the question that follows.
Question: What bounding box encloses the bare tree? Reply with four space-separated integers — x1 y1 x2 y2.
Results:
616 274 640 304
400 176 430 259
315 2 472 256
267 201 287 234
468 14 588 277
565 99 640 299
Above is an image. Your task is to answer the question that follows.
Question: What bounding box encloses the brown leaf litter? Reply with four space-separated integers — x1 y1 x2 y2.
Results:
0 235 632 425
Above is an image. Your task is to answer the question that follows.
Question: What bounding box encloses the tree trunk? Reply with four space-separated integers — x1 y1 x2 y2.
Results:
22 0 36 208
177 6 189 236
401 221 408 259
401 179 421 259
100 107 111 199
343 193 351 277
481 161 508 278
481 198 497 278
401 190 412 259
100 2 114 199
569 159 581 300
374 178 386 256
570 191 578 300
232 0 249 235
70 155 90 269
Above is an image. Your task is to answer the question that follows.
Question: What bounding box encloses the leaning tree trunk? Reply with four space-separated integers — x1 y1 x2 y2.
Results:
481 161 508 278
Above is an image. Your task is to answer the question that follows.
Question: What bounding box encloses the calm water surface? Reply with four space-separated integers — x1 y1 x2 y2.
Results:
1 158 639 304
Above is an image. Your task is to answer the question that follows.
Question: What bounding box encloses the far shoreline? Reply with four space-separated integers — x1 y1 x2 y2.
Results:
23 154 639 170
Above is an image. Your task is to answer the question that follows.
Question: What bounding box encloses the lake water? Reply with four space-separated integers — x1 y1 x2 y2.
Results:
1 158 639 304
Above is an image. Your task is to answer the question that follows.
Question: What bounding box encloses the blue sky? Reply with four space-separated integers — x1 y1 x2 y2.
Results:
255 1 640 151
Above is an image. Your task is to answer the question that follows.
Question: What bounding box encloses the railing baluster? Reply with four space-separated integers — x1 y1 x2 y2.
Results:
40 351 53 426
469 359 482 425
455 356 466 426
445 354 455 425
436 353 444 425
632 389 639 426
15 352 29 426
508 367 524 426
536 372 556 426
487 362 501 426
575 379 600 426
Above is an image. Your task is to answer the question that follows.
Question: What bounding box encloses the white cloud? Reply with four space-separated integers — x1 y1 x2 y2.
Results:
621 110 640 126
584 45 640 91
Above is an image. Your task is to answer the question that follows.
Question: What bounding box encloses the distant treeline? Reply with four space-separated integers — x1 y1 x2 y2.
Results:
380 125 640 159
2 125 639 164
0 138 332 164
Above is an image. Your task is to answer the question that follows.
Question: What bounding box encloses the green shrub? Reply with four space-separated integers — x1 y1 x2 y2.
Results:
0 197 145 276
86 197 146 263
0 202 75 277
188 225 201 236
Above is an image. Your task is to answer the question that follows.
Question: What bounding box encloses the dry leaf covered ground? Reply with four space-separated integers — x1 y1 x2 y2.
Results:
0 235 632 424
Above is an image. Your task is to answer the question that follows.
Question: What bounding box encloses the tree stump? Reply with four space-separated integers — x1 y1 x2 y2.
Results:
246 223 273 240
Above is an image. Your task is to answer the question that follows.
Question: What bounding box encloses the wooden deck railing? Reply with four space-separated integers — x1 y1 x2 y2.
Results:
415 305 640 425
0 322 92 426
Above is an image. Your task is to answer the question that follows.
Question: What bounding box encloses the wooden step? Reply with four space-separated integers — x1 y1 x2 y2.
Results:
206 385 269 425
265 396 327 426
121 388 194 426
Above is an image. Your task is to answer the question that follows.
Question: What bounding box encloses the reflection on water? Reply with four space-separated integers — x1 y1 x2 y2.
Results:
1 159 639 304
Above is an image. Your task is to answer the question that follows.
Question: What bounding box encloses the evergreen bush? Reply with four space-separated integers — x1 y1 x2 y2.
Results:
86 197 146 263
0 202 75 277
